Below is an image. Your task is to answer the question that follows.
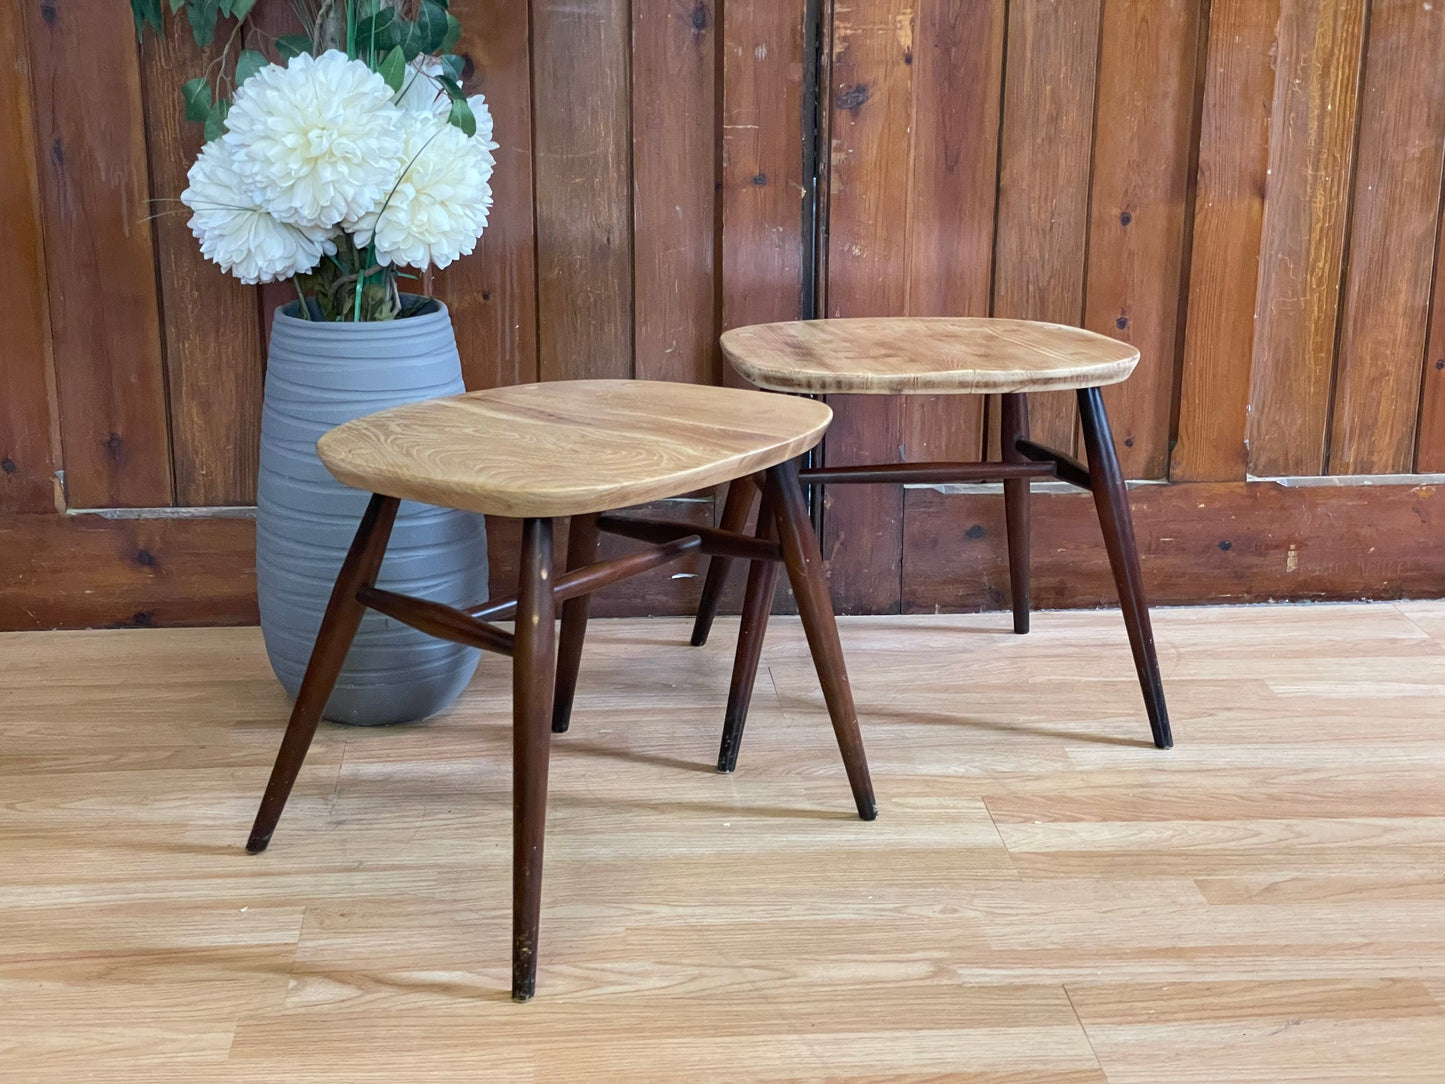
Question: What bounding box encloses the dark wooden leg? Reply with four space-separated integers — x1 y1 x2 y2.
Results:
512 517 557 1001
690 476 758 647
247 494 400 854
716 486 780 773
767 460 878 820
552 513 599 734
1076 387 1173 750
1001 393 1032 635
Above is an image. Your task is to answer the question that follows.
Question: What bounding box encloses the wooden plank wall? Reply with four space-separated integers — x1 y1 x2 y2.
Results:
824 0 1445 613
5 0 1445 630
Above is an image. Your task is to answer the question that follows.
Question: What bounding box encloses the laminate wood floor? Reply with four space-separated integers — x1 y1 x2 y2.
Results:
3 602 1445 1081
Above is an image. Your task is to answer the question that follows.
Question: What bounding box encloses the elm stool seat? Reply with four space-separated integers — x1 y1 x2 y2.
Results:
244 379 877 1002
692 318 1173 770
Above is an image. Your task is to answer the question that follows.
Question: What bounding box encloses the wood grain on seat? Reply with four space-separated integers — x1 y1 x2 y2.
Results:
721 318 1140 394
317 380 832 517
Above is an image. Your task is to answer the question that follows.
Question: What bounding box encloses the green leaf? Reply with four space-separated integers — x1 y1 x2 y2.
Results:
439 12 461 53
439 53 465 81
230 0 257 19
186 0 220 47
446 96 475 137
437 73 464 100
378 47 406 93
275 34 312 59
353 8 400 51
131 0 164 41
169 0 186 11
203 97 230 142
181 76 212 123
234 48 267 87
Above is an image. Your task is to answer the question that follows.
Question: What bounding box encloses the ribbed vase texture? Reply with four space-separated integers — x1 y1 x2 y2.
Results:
257 300 488 725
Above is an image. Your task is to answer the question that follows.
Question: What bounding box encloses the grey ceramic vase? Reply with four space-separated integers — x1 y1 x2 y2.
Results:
257 298 488 725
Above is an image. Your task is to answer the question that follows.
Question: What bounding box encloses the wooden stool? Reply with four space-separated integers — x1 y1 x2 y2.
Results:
244 380 876 1001
692 318 1173 768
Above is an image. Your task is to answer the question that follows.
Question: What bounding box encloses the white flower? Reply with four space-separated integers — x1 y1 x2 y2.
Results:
352 113 494 270
223 50 406 230
397 61 500 157
181 140 336 284
468 94 499 152
396 57 447 114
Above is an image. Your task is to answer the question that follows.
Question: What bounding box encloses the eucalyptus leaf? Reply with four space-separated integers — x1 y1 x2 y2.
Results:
181 76 212 122
395 0 449 59
437 73 464 100
447 96 475 137
218 0 233 14
130 0 163 41
440 12 461 54
185 0 220 47
234 48 268 87
203 98 230 142
169 0 185 11
353 8 399 52
378 47 406 93
230 0 257 19
275 33 311 59
439 53 465 81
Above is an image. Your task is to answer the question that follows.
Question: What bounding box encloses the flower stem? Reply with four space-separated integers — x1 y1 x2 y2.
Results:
293 278 312 320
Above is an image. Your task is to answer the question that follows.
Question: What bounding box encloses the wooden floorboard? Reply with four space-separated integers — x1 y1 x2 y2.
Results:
2 603 1444 1080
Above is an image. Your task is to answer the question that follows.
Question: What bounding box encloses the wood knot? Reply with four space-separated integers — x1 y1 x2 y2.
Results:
965 525 986 540
836 84 870 111
0 457 15 474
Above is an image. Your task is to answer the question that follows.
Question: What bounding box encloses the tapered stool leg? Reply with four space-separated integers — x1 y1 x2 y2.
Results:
552 513 599 734
247 494 400 854
690 476 758 647
717 486 780 773
766 460 877 820
1076 387 1173 750
512 517 557 1001
1001 393 1032 635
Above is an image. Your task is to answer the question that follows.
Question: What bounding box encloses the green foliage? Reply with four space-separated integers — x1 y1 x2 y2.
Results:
234 48 268 87
377 46 406 93
354 0 450 62
180 76 212 122
275 34 312 60
446 96 475 137
132 0 163 40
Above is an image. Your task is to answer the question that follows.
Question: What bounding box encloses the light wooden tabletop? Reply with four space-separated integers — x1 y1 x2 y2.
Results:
318 379 832 518
721 317 1140 395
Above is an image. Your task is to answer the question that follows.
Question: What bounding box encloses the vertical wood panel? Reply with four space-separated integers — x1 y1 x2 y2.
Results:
1171 0 1280 483
1418 213 1445 472
434 0 539 391
24 0 173 508
1328 0 1445 475
632 0 718 385
1246 0 1367 477
0 0 58 513
1085 0 1201 480
720 0 808 335
900 0 1005 464
822 0 915 614
532 0 633 381
992 0 1104 453
139 24 265 507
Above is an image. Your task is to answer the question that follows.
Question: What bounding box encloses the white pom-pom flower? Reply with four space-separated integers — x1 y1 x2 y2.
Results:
396 57 447 114
223 50 406 230
468 94 500 152
181 140 336 284
352 113 494 271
